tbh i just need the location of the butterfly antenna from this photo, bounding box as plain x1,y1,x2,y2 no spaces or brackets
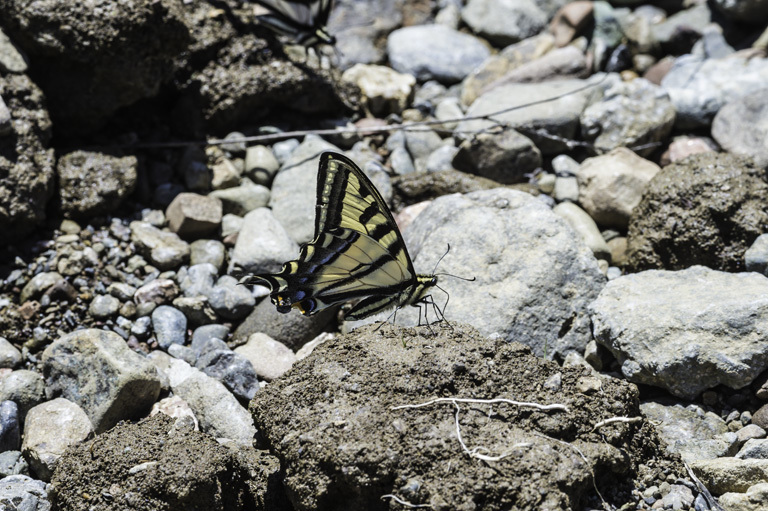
431,244,451,275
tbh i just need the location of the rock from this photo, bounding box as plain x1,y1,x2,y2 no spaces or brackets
737,438,768,459
42,329,162,432
0,74,54,238
0,452,28,478
234,333,296,382
718,482,768,511
393,188,604,358
387,24,490,84
88,294,120,320
206,276,255,321
424,144,459,173
268,136,341,244
341,64,415,116
455,78,599,155
0,338,21,369
746,234,768,276
552,202,611,261
626,153,768,272
0,0,189,135
575,148,661,229
549,1,593,47
460,32,554,105
191,324,230,353
107,282,138,302
165,193,223,239
151,355,256,445
188,239,226,270
590,267,768,399
195,349,260,401
151,306,187,349
0,28,28,73
19,272,63,304
0,401,20,452
22,398,93,481
49,414,278,511
737,425,767,445
150,395,197,428
480,45,589,88
661,54,768,129
244,145,280,186
650,3,712,55
0,475,51,510
712,88,768,169
712,0,768,24
452,130,541,184
0,370,45,420
210,157,240,191
660,484,694,510
230,208,299,276
208,177,270,216
461,0,547,46
580,77,675,158
252,324,672,511
640,401,737,463
553,175,580,202
130,221,190,271
690,458,768,494
178,264,218,299
134,278,179,306
659,135,717,166
57,151,137,219
234,296,336,351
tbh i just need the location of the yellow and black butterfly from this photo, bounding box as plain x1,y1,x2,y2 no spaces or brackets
243,151,438,321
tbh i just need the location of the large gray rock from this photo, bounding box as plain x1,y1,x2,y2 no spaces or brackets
661,55,768,130
42,329,162,433
229,208,298,276
22,398,93,481
392,188,605,358
0,0,189,135
130,221,190,271
576,147,661,229
626,153,768,272
461,0,547,46
455,78,601,155
252,324,674,511
268,136,341,245
590,267,768,399
580,76,675,157
0,475,51,511
151,354,255,445
57,151,137,219
711,87,768,169
0,74,54,238
387,24,490,84
641,401,737,463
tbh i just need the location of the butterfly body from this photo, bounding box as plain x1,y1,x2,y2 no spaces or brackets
245,152,437,321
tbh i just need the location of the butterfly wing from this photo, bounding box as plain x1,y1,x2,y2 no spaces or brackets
247,152,421,319
250,0,334,45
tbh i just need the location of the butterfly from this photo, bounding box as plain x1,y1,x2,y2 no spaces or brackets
243,151,439,321
249,0,336,48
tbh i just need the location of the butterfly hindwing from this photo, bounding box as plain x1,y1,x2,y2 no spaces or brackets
246,151,437,321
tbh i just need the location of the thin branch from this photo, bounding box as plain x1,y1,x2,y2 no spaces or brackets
391,397,569,413
380,494,434,508
592,416,643,432
106,77,607,150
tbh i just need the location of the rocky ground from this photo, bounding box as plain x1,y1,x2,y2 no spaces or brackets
1,0,768,510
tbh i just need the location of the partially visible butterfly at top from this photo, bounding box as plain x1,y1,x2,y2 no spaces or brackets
247,0,336,49
242,151,460,326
